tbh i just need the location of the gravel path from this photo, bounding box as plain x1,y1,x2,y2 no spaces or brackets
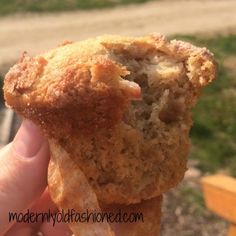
0,0,236,68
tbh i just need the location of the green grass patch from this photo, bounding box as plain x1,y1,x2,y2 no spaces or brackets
0,0,155,15
171,34,236,176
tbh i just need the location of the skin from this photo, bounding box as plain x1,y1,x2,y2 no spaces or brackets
0,119,140,236
0,119,72,235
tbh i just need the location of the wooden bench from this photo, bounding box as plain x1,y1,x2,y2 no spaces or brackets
201,175,236,236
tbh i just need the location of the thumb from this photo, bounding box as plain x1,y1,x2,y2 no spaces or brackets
0,119,50,234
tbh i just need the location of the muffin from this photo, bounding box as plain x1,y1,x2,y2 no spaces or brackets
3,33,217,236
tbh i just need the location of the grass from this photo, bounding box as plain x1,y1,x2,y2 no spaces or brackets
171,34,236,176
0,0,154,15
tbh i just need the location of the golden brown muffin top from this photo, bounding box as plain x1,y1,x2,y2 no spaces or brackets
4,34,217,139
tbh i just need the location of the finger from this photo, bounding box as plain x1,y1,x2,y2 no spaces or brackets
39,220,72,236
0,119,50,234
4,188,58,235
4,221,33,236
28,188,59,231
31,188,58,215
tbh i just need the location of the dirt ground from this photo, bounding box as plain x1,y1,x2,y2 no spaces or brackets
161,166,228,236
0,0,236,70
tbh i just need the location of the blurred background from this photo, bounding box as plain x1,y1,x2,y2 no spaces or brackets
0,0,235,235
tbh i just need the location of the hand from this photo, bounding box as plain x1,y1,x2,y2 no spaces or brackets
0,120,72,235
0,119,160,236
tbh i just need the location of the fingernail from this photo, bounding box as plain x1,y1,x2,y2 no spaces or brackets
13,119,44,158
